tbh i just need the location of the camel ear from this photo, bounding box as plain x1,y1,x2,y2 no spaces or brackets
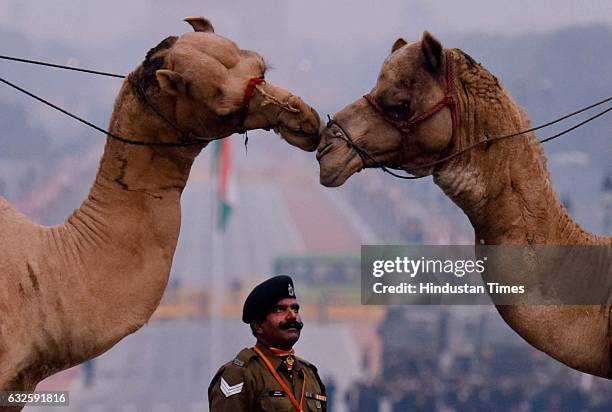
391,38,407,53
421,31,443,73
156,69,187,96
184,16,214,33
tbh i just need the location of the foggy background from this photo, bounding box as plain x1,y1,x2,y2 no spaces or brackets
1,1,611,411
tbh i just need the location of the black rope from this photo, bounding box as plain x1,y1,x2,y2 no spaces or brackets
0,76,215,147
412,100,612,172
326,115,415,179
0,55,249,147
486,95,612,141
132,80,185,135
327,95,612,180
540,105,612,143
1,54,610,159
0,55,125,78
4,53,608,138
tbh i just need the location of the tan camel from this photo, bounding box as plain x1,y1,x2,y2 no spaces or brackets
317,32,612,378
0,17,320,401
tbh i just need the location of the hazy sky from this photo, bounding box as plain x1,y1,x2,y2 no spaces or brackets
1,1,612,48
1,1,611,144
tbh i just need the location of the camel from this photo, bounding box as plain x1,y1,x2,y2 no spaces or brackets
0,16,321,402
317,32,612,378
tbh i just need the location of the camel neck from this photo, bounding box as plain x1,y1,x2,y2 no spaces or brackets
434,59,595,245
94,82,201,198
66,81,200,261
43,82,203,365
436,139,571,244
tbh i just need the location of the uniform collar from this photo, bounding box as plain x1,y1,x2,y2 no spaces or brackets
254,343,302,372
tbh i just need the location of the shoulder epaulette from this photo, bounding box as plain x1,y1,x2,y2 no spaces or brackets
295,356,316,370
209,348,255,392
231,347,258,367
217,348,257,371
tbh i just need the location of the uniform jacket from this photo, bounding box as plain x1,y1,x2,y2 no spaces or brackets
208,345,327,412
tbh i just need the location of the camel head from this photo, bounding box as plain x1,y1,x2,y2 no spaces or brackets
129,17,321,152
317,31,455,186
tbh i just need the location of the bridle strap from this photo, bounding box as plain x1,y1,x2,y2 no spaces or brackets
327,51,459,179
363,50,458,143
230,76,300,138
243,77,266,109
325,116,423,179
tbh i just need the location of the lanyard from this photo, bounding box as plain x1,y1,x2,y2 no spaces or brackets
253,346,306,412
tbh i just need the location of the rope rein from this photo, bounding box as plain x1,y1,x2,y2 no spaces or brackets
0,55,300,148
0,76,213,147
1,53,610,167
0,55,126,78
254,85,300,113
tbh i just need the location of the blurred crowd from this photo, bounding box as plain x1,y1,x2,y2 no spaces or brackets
344,357,612,411
341,308,612,412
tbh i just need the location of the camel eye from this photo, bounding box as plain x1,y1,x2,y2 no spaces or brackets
386,101,411,119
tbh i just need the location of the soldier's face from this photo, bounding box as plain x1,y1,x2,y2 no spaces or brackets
255,298,303,349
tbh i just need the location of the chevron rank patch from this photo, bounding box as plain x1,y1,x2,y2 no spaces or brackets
220,377,244,397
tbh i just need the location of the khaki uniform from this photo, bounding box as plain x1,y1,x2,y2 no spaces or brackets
208,345,327,412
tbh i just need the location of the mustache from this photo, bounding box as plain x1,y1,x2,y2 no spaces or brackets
279,320,303,330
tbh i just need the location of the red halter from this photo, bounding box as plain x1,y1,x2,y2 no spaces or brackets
363,50,459,146
217,76,266,139
243,76,266,108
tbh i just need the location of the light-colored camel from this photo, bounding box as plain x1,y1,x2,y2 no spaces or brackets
0,17,320,400
317,32,612,378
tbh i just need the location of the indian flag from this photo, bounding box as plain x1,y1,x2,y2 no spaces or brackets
212,138,235,231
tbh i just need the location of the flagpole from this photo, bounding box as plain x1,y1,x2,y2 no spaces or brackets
209,142,225,372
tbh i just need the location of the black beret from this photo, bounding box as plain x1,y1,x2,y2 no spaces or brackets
242,275,296,323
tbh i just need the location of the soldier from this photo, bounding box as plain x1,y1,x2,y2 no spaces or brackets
209,275,327,411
